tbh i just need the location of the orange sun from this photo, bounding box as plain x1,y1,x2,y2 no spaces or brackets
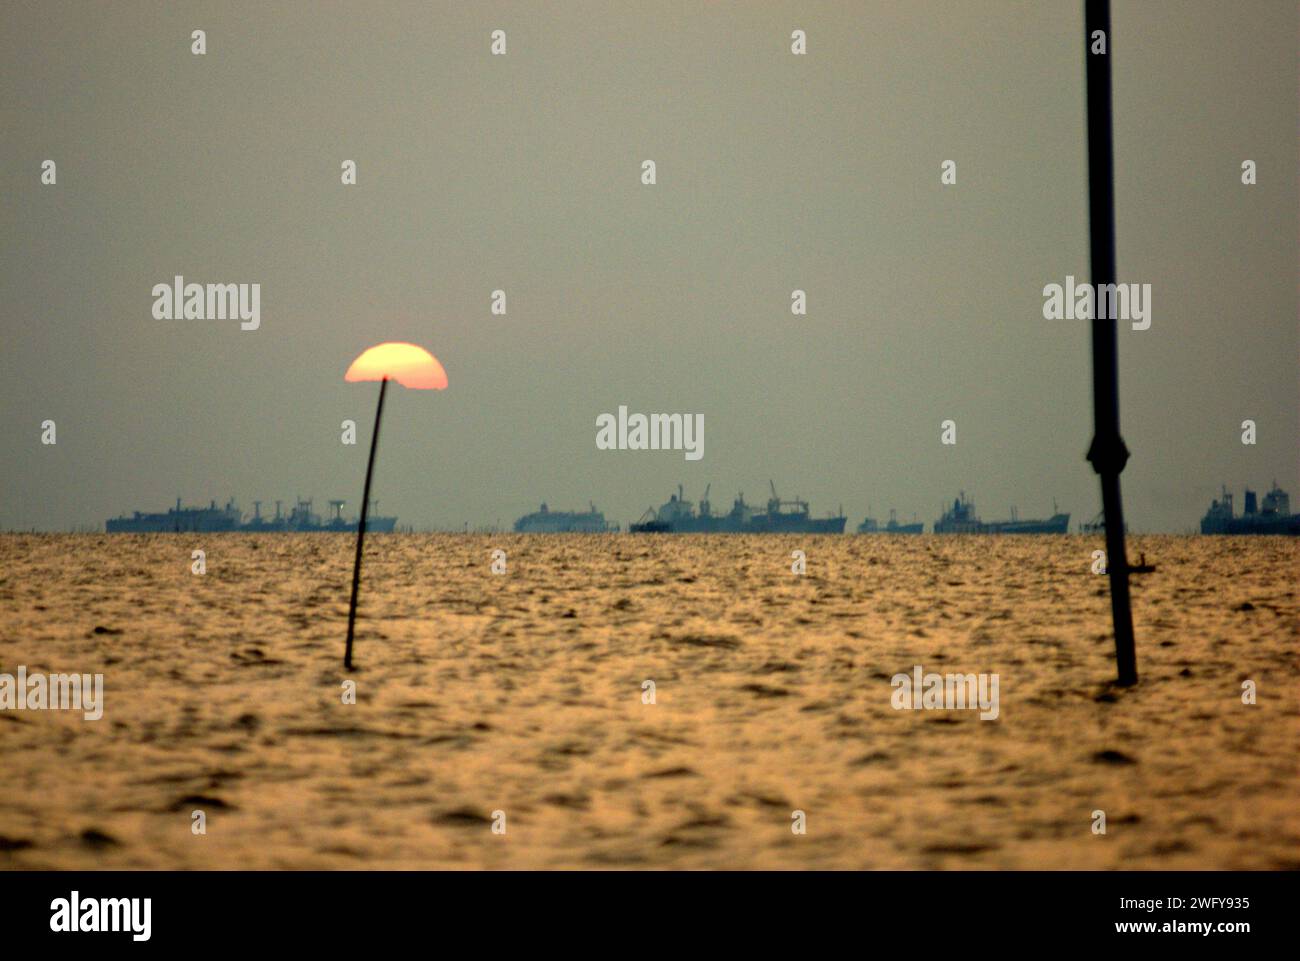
345,342,448,390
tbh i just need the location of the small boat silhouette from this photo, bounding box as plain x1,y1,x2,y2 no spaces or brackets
1129,553,1156,574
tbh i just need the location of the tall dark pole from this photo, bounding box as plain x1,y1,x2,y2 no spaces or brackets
344,376,388,669
1084,0,1138,686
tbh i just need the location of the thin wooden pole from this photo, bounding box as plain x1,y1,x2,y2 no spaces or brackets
344,376,388,669
1083,0,1138,685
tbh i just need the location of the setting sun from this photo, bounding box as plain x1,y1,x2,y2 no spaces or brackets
345,342,448,390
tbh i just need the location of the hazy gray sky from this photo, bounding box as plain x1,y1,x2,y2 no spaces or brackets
3,1,1296,532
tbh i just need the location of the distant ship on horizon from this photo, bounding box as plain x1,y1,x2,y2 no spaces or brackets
933,493,1069,534
1200,482,1298,535
106,497,397,533
630,482,846,534
513,502,616,533
1077,510,1116,535
857,509,924,534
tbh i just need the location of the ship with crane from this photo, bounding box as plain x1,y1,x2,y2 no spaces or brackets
630,482,846,533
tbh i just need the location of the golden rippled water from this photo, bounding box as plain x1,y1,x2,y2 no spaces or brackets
0,533,1296,869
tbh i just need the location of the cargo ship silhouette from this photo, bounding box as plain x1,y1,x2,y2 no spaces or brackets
857,509,924,534
1077,511,1130,534
630,482,846,534
513,502,616,533
1200,483,1298,535
933,493,1069,534
106,497,397,533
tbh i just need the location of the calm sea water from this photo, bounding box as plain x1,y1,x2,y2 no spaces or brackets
1,533,1296,869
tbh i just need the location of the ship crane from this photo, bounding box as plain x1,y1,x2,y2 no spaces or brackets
768,480,810,513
